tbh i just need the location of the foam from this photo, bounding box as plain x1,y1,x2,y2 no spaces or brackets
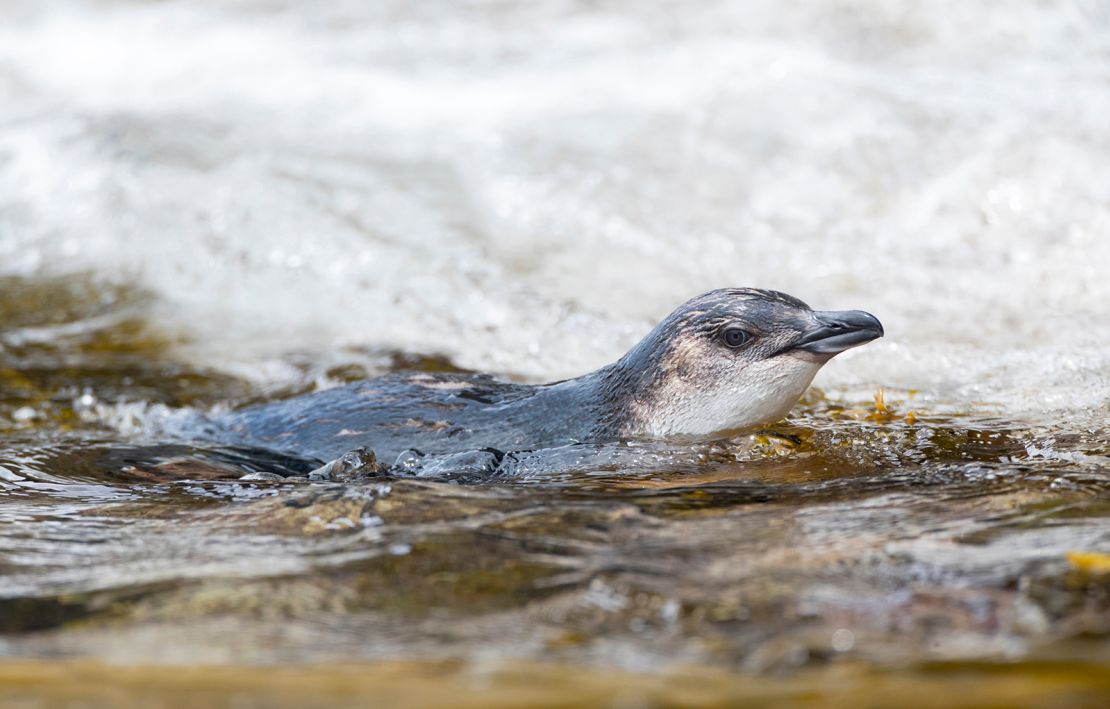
1,0,1107,420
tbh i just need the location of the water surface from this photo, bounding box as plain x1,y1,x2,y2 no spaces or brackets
1,0,1109,704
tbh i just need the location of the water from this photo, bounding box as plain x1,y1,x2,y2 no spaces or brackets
1,0,1109,702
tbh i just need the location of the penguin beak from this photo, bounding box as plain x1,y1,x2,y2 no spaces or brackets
792,310,884,355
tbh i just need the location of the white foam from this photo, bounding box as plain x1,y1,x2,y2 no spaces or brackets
1,1,1107,420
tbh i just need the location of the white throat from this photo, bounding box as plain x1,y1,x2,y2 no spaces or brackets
635,355,824,438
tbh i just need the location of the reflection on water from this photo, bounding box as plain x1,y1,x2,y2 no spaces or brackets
0,276,1107,684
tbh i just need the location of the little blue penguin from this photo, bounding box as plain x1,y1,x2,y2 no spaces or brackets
217,288,883,467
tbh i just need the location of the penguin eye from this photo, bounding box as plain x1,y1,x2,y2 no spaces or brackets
721,327,752,348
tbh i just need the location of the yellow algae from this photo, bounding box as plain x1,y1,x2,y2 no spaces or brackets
873,387,890,415
1066,551,1110,575
865,387,903,423
826,387,903,423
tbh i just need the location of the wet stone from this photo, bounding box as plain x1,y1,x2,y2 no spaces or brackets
308,447,383,481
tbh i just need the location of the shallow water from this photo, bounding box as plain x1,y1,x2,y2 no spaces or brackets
0,276,1107,689
1,0,1110,703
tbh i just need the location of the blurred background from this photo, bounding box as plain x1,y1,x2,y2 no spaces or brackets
1,1,1109,706
2,0,1107,413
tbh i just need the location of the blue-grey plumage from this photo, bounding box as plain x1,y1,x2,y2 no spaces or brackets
218,289,883,463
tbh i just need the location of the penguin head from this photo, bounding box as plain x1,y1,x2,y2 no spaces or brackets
614,288,883,439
